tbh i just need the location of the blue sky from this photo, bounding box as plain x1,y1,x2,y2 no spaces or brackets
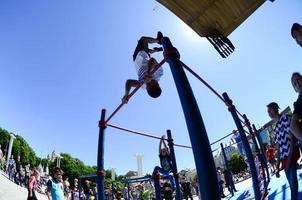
0,0,301,175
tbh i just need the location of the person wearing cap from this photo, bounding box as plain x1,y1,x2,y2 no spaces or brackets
267,102,300,200
122,32,164,103
46,167,64,200
291,23,302,47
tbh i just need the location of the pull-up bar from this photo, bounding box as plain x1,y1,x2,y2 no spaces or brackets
180,61,247,124
108,122,252,150
105,58,166,124
107,123,192,149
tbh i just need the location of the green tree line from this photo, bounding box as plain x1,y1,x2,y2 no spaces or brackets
0,127,124,188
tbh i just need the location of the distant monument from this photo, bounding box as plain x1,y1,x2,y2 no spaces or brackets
6,133,15,166
135,154,143,177
47,150,63,167
111,168,116,181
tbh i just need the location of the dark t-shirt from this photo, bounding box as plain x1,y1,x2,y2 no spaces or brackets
83,184,90,194
162,182,172,198
223,170,230,185
159,154,172,172
293,94,302,117
16,161,21,172
181,182,191,193
133,38,149,61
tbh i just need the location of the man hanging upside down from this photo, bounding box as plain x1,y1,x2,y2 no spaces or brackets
122,32,163,103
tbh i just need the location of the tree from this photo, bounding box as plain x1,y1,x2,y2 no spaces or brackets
0,128,38,167
0,126,125,189
12,135,37,166
48,153,98,188
0,128,10,157
228,152,247,174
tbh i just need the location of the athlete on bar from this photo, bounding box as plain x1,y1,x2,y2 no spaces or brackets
122,32,164,103
153,135,176,190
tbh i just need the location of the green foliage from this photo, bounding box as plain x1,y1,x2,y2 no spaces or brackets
105,178,112,189
116,175,125,181
114,181,125,190
13,135,37,166
0,128,37,166
228,152,247,174
191,172,198,185
41,158,49,168
0,128,10,156
0,127,125,188
142,190,151,199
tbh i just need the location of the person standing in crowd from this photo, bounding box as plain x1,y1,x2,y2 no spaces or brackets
291,72,302,141
71,178,79,200
63,177,71,200
0,145,4,170
267,102,300,200
122,186,129,200
15,155,22,185
266,145,277,173
27,168,39,200
231,130,246,158
46,167,64,200
291,23,302,47
83,180,91,200
222,169,237,196
180,177,193,200
162,180,173,200
0,145,3,168
25,162,31,186
216,167,226,198
7,155,15,181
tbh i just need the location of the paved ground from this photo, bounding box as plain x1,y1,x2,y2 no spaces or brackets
226,169,302,200
2,169,302,200
0,171,48,200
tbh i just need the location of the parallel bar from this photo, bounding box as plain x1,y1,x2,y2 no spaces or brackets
107,123,192,149
180,60,246,123
163,37,220,200
222,92,261,200
97,109,106,200
243,114,267,195
167,130,182,200
210,132,234,145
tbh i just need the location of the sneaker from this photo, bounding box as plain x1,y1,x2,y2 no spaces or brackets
157,31,163,44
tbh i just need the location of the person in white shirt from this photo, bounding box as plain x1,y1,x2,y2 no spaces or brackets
122,32,164,103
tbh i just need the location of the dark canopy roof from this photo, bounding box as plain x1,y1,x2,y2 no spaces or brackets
156,0,266,37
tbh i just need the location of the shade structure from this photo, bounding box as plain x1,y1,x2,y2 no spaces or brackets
156,0,266,37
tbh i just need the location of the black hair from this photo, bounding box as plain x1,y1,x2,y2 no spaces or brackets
291,23,302,38
292,72,302,80
267,102,279,110
52,167,63,174
147,84,162,98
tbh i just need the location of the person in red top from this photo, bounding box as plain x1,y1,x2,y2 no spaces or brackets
266,145,277,173
27,168,38,200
